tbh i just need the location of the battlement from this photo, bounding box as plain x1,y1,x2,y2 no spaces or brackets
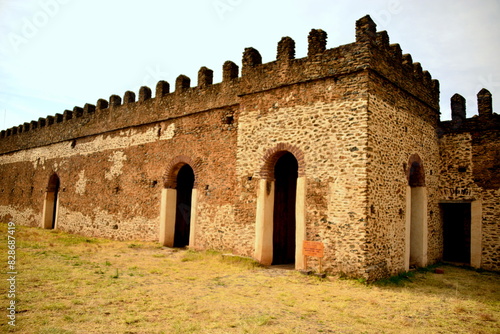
440,89,500,134
0,15,439,153
2,15,498,279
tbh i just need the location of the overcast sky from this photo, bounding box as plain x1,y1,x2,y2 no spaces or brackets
1,0,499,131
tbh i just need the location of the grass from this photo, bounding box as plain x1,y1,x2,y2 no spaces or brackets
1,223,499,333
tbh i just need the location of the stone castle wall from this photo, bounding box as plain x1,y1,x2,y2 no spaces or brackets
236,74,370,276
364,71,442,279
0,16,498,279
0,106,239,243
439,91,500,271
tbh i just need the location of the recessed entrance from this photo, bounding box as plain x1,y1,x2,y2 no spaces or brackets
272,152,298,265
441,203,471,264
254,144,306,269
42,173,60,229
174,165,194,248
160,160,198,249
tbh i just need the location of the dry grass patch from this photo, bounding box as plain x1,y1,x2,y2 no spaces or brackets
1,223,499,333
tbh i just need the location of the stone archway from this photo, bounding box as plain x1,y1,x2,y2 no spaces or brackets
254,144,306,269
42,173,60,229
160,156,199,248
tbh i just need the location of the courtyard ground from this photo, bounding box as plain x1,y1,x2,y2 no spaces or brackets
1,223,499,333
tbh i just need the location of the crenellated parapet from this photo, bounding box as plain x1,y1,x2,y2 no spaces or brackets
237,15,439,114
222,61,239,82
0,15,440,153
155,81,170,98
440,89,500,192
363,17,439,111
197,67,214,88
139,86,152,102
477,88,493,116
307,29,327,57
440,89,499,134
277,37,295,61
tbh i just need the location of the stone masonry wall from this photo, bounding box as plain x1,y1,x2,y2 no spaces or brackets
365,72,441,279
1,16,496,279
439,103,500,271
0,107,239,245
236,73,370,276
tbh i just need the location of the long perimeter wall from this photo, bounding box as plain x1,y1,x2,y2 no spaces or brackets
0,16,498,279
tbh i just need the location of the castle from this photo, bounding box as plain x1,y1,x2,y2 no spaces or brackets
0,16,498,280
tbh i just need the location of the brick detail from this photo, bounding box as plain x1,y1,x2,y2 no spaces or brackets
163,155,201,189
259,143,305,180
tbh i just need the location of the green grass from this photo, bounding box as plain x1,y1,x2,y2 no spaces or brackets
1,223,499,333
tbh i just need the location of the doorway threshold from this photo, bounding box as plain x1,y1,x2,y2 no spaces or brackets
268,264,295,270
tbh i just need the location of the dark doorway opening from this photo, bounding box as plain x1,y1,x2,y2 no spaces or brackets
174,165,194,248
273,152,298,265
48,174,60,229
441,203,471,264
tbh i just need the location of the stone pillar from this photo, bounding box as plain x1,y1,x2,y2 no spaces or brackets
404,186,411,271
159,188,177,247
410,187,428,267
188,189,199,249
42,191,56,229
254,179,275,265
295,177,306,270
470,200,482,268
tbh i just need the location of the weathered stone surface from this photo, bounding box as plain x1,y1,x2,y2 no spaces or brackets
0,16,498,279
440,94,500,272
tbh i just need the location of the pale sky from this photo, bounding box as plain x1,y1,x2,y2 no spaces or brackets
1,0,499,131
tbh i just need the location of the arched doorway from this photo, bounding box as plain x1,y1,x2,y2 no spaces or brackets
273,152,298,265
406,154,428,269
174,164,194,248
254,144,306,269
160,157,199,249
42,173,60,229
